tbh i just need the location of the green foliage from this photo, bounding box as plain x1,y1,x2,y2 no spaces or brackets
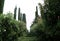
35,6,38,18
31,6,39,27
30,0,60,41
43,0,60,26
0,0,4,13
18,8,21,20
34,6,39,23
14,6,17,19
6,12,14,19
0,13,27,41
22,14,26,23
18,37,38,41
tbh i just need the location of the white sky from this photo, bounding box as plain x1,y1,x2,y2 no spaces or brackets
3,0,44,31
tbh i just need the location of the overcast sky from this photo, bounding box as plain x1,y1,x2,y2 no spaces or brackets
3,0,44,31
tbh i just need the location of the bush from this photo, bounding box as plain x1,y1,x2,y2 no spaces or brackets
0,14,27,41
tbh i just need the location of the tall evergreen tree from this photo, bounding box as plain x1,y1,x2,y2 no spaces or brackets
20,13,23,21
35,6,39,19
18,8,21,20
33,6,39,24
0,0,4,14
31,6,39,27
22,13,26,23
38,3,44,19
14,6,17,19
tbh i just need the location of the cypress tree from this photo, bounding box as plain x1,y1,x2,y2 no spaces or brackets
22,13,26,23
20,13,23,21
0,0,4,14
33,6,39,23
18,8,21,20
14,6,17,19
38,3,44,19
35,6,39,19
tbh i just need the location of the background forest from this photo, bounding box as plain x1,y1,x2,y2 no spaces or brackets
0,0,60,41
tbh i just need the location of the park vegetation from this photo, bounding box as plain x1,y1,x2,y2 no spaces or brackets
0,0,60,41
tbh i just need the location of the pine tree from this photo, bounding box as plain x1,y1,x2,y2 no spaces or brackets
14,6,17,19
0,0,4,14
22,13,26,23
